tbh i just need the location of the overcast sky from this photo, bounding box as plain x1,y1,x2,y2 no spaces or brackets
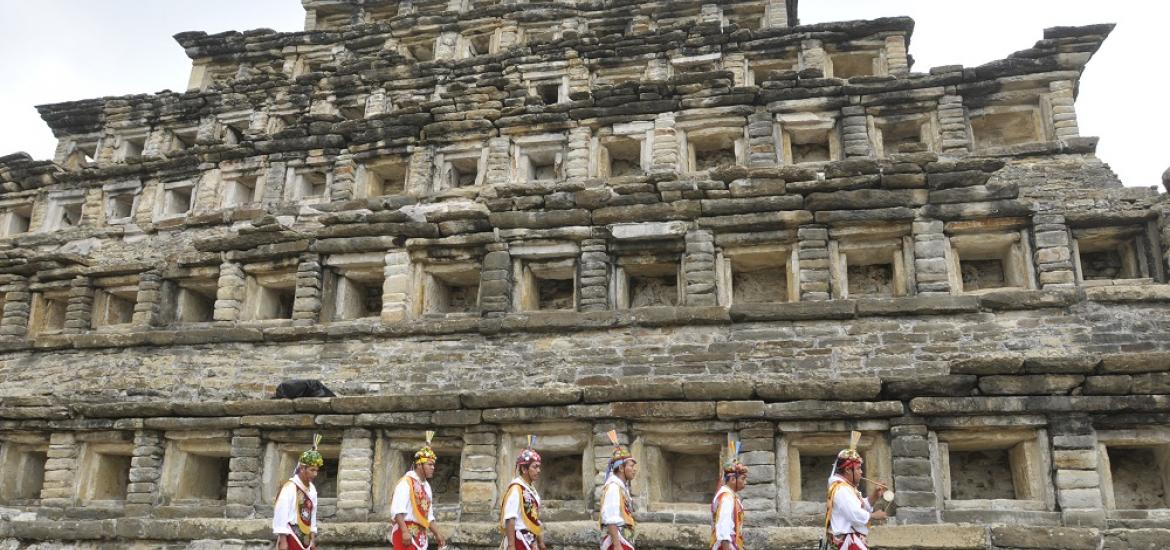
0,1,1164,188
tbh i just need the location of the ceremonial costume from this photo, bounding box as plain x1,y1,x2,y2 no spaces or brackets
710,437,746,550
273,437,322,550
500,438,543,550
823,433,874,550
391,433,438,550
600,431,636,550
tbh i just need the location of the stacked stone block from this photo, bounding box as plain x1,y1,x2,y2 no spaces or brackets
737,422,777,517
888,420,938,524
337,428,374,521
797,225,831,301
479,247,512,316
841,106,872,158
746,112,778,168
578,234,610,312
213,261,245,323
1032,213,1076,287
460,426,498,516
293,254,323,326
125,430,164,516
1049,416,1105,527
1049,81,1080,140
938,94,970,155
132,270,163,327
913,219,952,295
63,276,94,334
382,250,412,322
226,429,262,518
39,432,79,508
683,230,718,306
0,277,30,338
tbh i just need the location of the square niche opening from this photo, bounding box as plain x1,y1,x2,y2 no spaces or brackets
950,232,1031,293
876,117,930,155
938,431,1047,508
164,277,218,324
362,160,408,198
1105,445,1169,510
243,270,297,321
521,147,563,182
0,204,32,237
224,175,262,207
838,244,905,299
30,291,69,335
106,192,137,222
78,444,133,502
641,436,724,512
266,442,342,504
0,443,48,503
93,286,138,328
536,452,586,502
323,264,384,322
688,131,739,172
535,82,562,105
726,248,793,305
970,108,1043,150
661,450,716,504
1075,227,1153,282
160,182,196,217
785,126,835,165
422,265,481,315
293,170,329,199
443,155,481,189
829,52,880,79
164,443,231,502
600,136,643,177
749,59,795,87
620,262,679,308
46,196,85,230
783,432,892,516
518,259,575,312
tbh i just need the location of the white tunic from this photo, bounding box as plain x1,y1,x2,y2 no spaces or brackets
600,473,630,526
828,474,872,536
501,476,541,534
272,475,318,536
390,470,435,523
711,485,737,548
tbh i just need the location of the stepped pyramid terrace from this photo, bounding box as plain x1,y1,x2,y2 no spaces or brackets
1,0,1169,548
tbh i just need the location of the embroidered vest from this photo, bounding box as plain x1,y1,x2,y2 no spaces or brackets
709,489,744,550
499,482,542,536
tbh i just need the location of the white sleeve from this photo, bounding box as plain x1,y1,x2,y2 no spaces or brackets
502,486,521,523
600,484,625,526
833,487,871,532
310,487,319,533
427,483,435,522
390,478,411,518
714,494,735,543
272,483,295,535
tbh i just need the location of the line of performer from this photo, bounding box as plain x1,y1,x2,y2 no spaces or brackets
272,430,888,550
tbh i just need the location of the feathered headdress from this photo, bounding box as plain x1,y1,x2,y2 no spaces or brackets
606,430,634,471
722,433,748,480
516,434,542,470
414,430,438,465
299,433,325,468
832,431,864,475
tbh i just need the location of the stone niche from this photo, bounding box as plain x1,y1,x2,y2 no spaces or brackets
1073,225,1161,283
969,104,1047,151
371,430,463,519
946,223,1035,293
263,436,342,517
28,285,70,336
459,27,496,59
436,145,485,191
497,424,591,519
633,426,724,513
241,260,299,321
221,172,264,208
514,251,577,312
779,430,892,518
76,435,135,505
1097,430,1170,513
159,433,232,504
825,50,886,80
322,253,386,322
515,135,567,183
102,180,142,225
745,55,796,87
778,113,840,165
92,275,140,329
112,130,148,163
0,200,33,237
683,117,744,172
160,267,220,325
154,180,197,220
830,227,913,299
0,436,49,504
935,429,1052,512
42,190,86,231
614,256,681,309
596,122,652,178
284,166,331,203
717,244,798,305
415,261,481,316
357,157,409,199
870,113,938,156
